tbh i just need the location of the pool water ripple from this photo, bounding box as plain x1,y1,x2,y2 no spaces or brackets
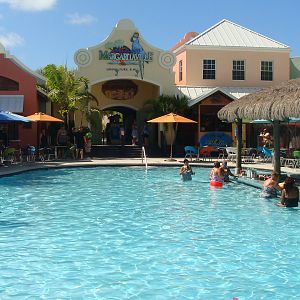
1,167,300,299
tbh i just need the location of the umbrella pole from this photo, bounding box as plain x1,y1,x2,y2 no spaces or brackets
165,123,176,161
170,123,173,159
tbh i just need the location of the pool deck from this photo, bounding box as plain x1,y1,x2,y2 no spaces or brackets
1,158,299,188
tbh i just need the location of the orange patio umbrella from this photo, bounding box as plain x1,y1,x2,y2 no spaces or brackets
26,112,64,147
148,113,197,160
26,112,64,123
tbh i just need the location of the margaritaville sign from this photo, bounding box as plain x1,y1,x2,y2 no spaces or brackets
98,32,153,79
99,51,153,62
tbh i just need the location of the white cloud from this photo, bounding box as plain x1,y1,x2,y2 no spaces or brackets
0,32,24,48
66,13,97,25
0,0,56,11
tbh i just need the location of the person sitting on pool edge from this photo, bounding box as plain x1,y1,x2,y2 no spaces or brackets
261,171,281,198
277,176,299,207
221,160,238,182
180,159,194,181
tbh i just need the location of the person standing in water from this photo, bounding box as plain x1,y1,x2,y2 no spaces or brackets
180,159,194,181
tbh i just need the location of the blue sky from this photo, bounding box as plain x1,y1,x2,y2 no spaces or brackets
0,0,299,71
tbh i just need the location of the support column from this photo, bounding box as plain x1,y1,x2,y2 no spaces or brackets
236,118,242,174
198,104,201,145
273,120,281,174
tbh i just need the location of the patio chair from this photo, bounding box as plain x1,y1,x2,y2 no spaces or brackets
283,150,300,168
26,146,36,162
2,147,16,164
260,147,273,163
225,147,237,162
184,146,198,161
218,148,226,160
198,146,214,161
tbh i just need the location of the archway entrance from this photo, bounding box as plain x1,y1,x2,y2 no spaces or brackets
102,106,136,145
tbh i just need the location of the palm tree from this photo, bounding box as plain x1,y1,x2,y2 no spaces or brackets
75,77,99,127
144,94,190,154
144,94,189,118
41,64,94,128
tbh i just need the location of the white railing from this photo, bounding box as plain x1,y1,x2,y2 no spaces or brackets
141,146,148,170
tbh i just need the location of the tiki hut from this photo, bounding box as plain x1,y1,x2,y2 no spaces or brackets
218,78,300,174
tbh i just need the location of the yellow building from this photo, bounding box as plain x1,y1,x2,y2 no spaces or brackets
74,19,176,145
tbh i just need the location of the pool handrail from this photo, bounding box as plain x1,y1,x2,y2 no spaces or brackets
141,146,148,170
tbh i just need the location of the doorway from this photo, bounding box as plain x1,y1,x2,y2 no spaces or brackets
102,106,137,145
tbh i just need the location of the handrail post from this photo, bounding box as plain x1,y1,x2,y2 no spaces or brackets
141,146,148,170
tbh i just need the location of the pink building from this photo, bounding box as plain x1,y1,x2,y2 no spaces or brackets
172,19,291,147
0,44,45,147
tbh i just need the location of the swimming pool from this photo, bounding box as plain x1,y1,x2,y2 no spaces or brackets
0,167,299,299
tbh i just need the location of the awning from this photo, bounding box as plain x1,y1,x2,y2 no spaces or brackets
0,95,24,112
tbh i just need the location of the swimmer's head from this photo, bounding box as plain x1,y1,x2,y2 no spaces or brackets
271,171,279,180
222,160,228,167
214,161,220,168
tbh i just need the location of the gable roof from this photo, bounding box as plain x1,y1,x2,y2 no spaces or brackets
0,42,45,84
176,86,261,107
185,19,290,50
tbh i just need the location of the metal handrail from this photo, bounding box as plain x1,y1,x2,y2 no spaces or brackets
141,146,148,170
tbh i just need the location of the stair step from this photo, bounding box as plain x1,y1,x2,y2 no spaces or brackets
91,145,142,158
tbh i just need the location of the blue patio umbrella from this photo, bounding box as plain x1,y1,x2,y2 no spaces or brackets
0,111,32,123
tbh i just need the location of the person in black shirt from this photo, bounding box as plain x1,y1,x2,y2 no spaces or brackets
73,127,85,159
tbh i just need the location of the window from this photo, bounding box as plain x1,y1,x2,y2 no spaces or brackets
232,60,245,80
261,61,273,81
179,60,183,81
0,76,19,91
203,59,215,79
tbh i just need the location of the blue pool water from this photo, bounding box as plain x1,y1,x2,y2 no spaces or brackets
0,167,299,299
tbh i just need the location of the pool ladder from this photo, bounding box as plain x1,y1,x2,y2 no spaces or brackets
141,146,148,170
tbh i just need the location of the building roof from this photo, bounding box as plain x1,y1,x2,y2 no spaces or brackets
185,19,290,50
176,86,261,107
0,42,45,84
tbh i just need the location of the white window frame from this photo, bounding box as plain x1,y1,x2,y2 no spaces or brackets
232,60,245,80
203,59,216,80
261,61,273,81
179,60,183,81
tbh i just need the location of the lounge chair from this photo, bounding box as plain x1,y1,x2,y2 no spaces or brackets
198,146,214,161
2,147,16,164
184,146,198,161
225,147,237,162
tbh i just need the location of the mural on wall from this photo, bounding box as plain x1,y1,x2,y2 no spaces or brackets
102,80,138,100
199,132,233,147
99,32,153,79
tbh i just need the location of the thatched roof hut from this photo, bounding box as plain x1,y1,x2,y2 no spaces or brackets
218,78,300,174
218,78,300,122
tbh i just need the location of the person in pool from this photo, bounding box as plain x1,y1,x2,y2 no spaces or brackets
210,161,224,185
221,160,238,182
261,172,281,198
180,159,194,181
277,176,299,207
